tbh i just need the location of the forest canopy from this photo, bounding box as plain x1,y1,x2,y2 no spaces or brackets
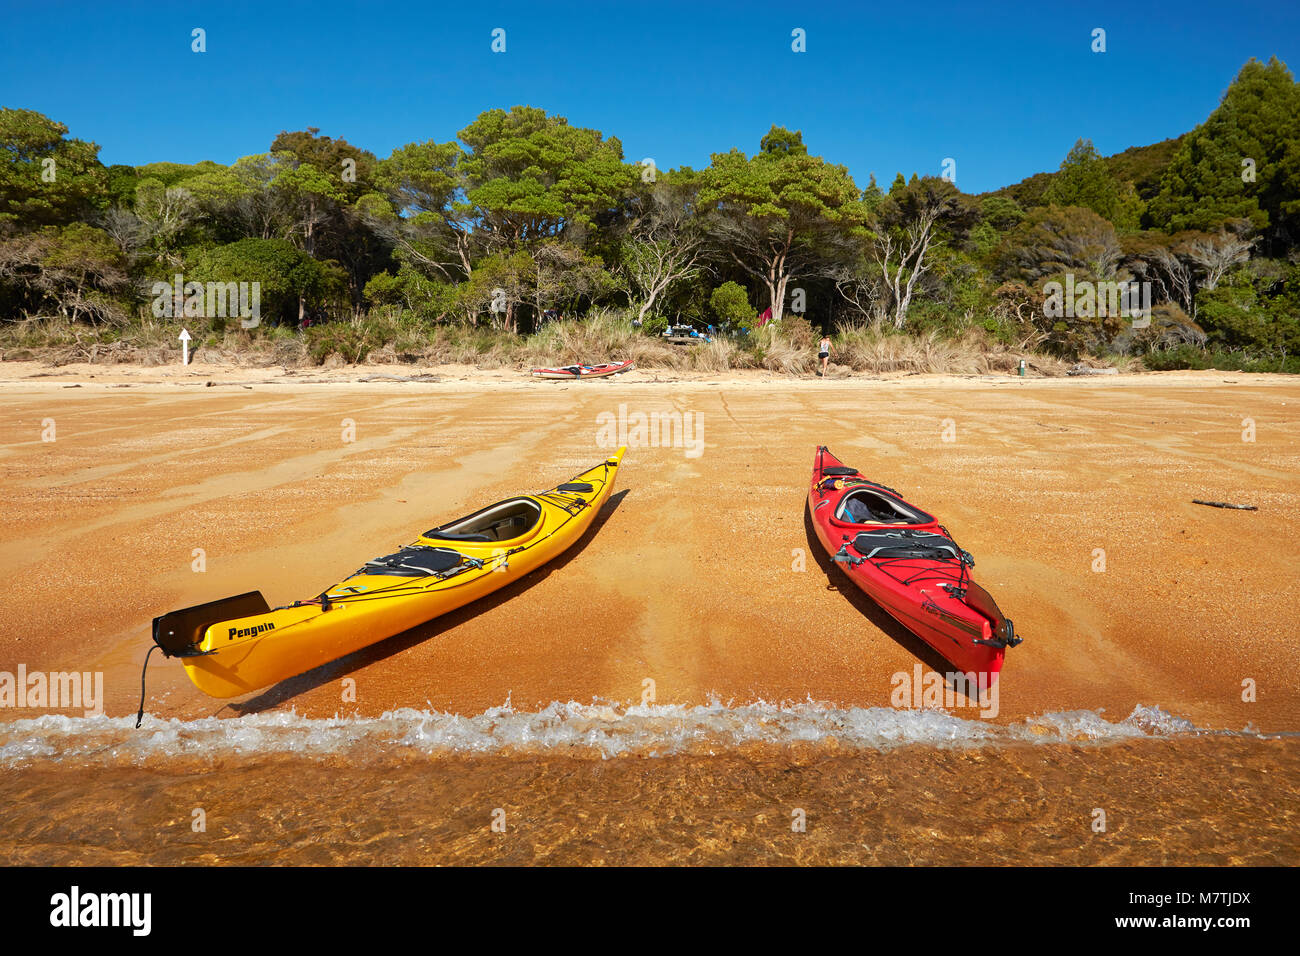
1,56,1298,369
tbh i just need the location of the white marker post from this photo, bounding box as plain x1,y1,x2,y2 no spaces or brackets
179,328,192,366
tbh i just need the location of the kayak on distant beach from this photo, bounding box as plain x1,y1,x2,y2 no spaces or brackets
807,446,1020,678
531,361,635,379
143,449,626,704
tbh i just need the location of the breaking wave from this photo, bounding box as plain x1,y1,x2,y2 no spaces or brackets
0,699,1243,767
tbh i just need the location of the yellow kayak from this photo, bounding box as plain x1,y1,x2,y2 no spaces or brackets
150,449,625,698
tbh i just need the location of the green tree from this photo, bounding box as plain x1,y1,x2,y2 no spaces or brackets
618,168,705,322
1147,57,1300,243
455,249,535,330
188,238,347,326
371,140,473,279
104,165,139,209
270,128,377,203
970,195,1026,261
995,207,1129,354
457,106,635,250
1194,263,1300,354
362,269,404,307
132,177,201,266
869,176,977,328
709,280,754,327
0,108,107,226
759,125,809,157
273,159,348,256
1043,139,1127,223
699,130,866,321
996,205,1123,284
0,223,129,323
862,173,885,215
269,130,389,313
531,242,613,319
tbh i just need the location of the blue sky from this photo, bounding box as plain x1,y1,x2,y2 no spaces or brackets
2,0,1297,194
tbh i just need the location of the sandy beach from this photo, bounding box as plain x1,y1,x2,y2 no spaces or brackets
1,363,1297,864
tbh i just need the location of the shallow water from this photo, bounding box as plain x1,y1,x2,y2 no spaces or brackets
1,702,1295,865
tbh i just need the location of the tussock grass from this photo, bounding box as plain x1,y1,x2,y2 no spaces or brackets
1,309,1069,376
1078,352,1144,373
831,323,1067,376
521,309,682,369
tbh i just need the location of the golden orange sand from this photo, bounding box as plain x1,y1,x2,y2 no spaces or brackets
0,364,1297,864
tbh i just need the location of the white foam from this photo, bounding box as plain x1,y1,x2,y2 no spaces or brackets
0,700,1226,768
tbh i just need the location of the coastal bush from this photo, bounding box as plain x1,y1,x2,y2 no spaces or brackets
189,238,347,327
1142,345,1300,374
640,314,669,337
363,270,404,307
778,313,815,350
4,70,1299,377
709,282,754,327
305,324,372,365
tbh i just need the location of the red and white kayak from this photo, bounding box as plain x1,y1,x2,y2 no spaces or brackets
807,446,1020,679
531,361,635,380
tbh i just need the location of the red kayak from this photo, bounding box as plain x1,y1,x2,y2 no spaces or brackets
808,446,1020,679
531,361,635,380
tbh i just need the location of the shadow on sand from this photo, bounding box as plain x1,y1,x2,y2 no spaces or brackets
802,501,956,679
225,488,630,715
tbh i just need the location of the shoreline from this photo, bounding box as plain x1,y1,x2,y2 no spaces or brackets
0,359,1293,391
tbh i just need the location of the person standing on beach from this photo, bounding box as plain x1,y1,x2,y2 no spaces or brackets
818,335,831,376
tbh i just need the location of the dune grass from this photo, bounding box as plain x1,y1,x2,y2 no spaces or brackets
830,323,1065,375
0,308,1074,376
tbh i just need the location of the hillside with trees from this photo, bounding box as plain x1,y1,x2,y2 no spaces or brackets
1,56,1297,373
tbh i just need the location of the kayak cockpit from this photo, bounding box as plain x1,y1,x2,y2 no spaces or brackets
834,487,933,526
423,497,543,543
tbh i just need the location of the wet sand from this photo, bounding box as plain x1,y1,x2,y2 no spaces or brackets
0,364,1297,864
